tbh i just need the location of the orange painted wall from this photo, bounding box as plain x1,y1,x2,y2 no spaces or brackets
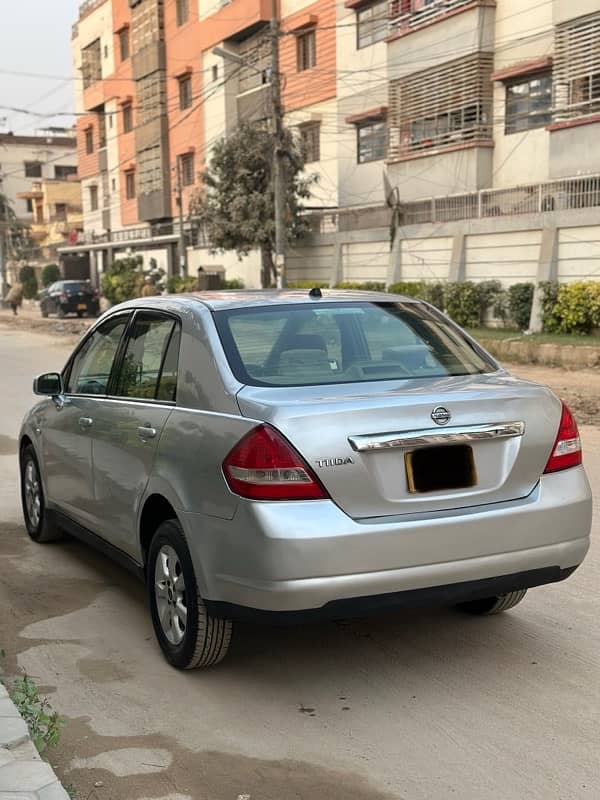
111,0,137,225
280,0,337,112
164,1,204,216
76,115,100,180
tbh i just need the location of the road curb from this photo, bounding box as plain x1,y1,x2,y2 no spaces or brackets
0,683,70,799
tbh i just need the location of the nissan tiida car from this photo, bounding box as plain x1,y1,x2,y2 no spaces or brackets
20,291,592,668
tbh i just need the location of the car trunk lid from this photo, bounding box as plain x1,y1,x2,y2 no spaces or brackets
236,373,561,519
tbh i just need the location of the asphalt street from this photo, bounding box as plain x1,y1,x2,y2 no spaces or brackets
0,325,598,800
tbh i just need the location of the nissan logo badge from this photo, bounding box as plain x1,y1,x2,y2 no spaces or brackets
431,406,451,426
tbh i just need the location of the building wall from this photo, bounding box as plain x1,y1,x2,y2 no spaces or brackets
0,137,78,221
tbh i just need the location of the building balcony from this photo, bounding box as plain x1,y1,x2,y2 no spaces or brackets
388,0,494,38
400,173,600,226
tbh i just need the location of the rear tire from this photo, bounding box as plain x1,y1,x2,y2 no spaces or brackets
20,446,62,543
57,306,65,318
148,519,232,669
457,589,527,616
41,307,49,318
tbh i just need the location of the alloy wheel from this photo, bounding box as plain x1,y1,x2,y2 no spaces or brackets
154,545,187,645
24,459,41,530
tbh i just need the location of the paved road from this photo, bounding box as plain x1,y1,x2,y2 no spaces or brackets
0,326,598,800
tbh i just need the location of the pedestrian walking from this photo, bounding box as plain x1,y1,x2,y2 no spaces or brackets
141,276,159,297
6,281,24,316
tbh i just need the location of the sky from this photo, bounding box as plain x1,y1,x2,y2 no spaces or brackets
0,0,81,135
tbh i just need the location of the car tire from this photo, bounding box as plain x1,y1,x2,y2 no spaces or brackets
456,589,528,616
148,519,233,669
57,306,65,318
20,446,62,543
41,307,49,318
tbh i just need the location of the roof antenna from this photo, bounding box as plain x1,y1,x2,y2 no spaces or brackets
309,287,322,299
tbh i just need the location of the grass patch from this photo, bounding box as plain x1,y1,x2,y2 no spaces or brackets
467,328,600,347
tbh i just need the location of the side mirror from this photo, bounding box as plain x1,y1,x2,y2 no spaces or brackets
33,372,63,397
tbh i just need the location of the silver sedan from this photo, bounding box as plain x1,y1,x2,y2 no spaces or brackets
19,290,593,668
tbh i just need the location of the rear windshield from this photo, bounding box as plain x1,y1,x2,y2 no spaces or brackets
214,302,497,387
64,281,90,293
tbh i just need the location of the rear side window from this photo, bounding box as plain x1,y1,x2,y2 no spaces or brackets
114,313,180,401
66,315,129,394
215,302,497,387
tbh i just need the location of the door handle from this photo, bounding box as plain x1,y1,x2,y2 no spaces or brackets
79,416,93,428
137,425,157,440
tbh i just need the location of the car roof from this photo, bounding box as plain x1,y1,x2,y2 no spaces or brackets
125,289,419,312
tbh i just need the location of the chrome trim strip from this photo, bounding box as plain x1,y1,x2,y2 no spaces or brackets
348,422,525,452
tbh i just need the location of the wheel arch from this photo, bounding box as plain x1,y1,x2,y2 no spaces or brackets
138,493,179,569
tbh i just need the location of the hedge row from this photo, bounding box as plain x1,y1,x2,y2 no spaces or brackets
290,280,600,334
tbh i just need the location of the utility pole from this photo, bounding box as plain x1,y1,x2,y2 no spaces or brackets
270,0,286,288
0,191,8,300
175,158,188,277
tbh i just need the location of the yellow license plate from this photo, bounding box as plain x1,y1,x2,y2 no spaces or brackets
77,304,87,310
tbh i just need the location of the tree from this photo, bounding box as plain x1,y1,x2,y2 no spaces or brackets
41,263,61,287
19,265,38,299
0,193,40,263
101,256,144,306
189,122,316,287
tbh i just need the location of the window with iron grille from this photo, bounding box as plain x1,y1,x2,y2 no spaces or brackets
85,128,94,154
300,123,320,162
176,0,189,26
123,103,133,133
24,161,42,178
125,170,136,200
55,165,77,179
119,28,130,61
388,53,493,160
138,72,166,125
357,1,388,49
238,31,271,94
178,152,195,186
554,13,600,120
297,29,316,72
357,118,386,162
138,145,163,195
89,185,99,211
178,73,193,109
82,39,102,89
97,108,107,148
505,73,552,134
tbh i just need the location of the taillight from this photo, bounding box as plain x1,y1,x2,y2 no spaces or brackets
544,402,582,474
223,424,328,501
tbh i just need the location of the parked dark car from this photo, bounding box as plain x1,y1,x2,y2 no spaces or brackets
39,280,100,318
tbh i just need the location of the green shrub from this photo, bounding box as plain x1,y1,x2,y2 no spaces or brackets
41,263,61,287
101,256,144,305
445,281,482,328
478,280,504,324
551,281,600,334
287,280,329,289
166,275,198,294
19,265,38,300
387,281,445,310
508,282,535,330
334,281,386,291
539,280,561,332
10,675,64,755
222,278,245,290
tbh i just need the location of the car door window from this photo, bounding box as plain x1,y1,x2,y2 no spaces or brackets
66,315,129,395
115,314,180,401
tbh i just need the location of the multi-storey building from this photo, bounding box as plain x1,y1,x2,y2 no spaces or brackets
17,177,83,264
0,132,77,221
63,0,600,293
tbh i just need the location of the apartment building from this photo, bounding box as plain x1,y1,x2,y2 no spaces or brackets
0,133,77,221
63,0,600,290
17,178,84,263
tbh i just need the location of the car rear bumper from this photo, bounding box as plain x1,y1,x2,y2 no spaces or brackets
182,466,592,615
